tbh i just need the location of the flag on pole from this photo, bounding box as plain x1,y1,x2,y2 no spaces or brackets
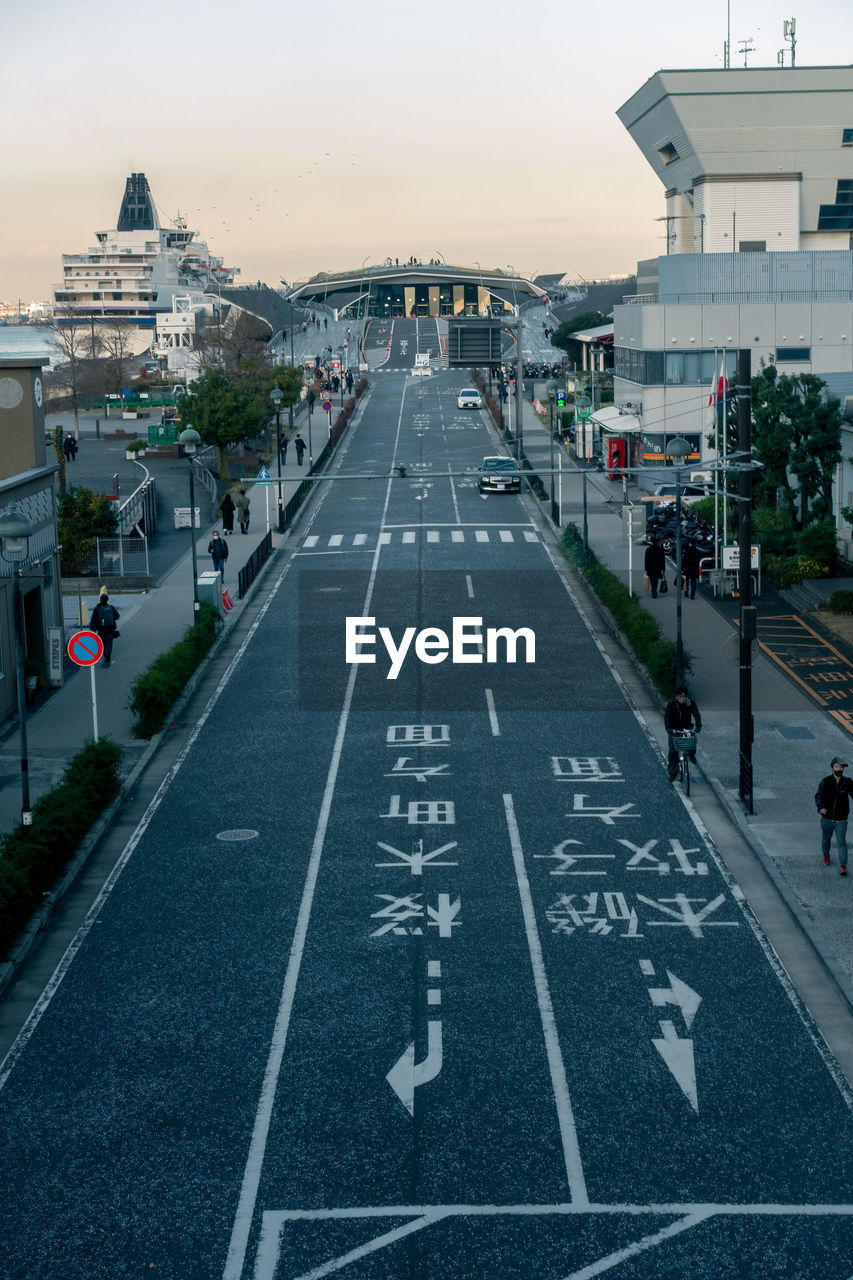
708,357,731,411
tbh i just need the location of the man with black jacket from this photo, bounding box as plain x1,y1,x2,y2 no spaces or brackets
815,756,851,876
664,685,701,780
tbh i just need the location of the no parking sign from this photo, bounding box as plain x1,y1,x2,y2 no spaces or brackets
321,393,332,413
67,629,104,740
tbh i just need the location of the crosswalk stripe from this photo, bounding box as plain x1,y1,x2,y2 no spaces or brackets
353,534,367,545
499,530,514,543
451,530,465,542
427,531,440,543
303,536,319,547
523,530,538,542
475,530,489,543
379,532,392,544
300,529,541,550
328,534,343,547
402,531,416,544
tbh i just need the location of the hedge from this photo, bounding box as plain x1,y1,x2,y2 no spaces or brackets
128,603,220,738
561,524,687,696
828,589,853,615
0,737,124,959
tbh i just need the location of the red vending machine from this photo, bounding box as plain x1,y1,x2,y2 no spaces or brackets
607,437,626,480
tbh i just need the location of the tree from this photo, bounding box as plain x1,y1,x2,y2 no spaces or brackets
550,311,610,365
752,364,842,524
52,309,102,439
219,310,273,372
100,319,136,394
177,367,270,477
58,486,119,575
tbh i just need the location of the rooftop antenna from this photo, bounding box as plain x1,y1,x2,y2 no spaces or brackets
724,0,731,67
738,37,755,66
784,17,797,66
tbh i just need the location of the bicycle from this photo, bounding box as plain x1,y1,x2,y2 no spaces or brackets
671,729,696,795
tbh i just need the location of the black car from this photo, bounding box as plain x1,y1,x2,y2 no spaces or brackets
478,456,521,493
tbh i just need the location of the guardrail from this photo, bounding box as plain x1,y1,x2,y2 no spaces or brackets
237,531,273,599
117,475,156,536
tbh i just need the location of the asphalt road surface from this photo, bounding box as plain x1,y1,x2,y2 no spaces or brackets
1,367,852,1278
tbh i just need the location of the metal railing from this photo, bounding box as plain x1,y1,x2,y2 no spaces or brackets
117,475,156,536
237,531,272,599
74,535,150,578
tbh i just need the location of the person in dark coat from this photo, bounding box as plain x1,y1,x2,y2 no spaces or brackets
682,542,702,599
664,685,702,779
63,433,78,462
294,434,306,466
815,756,851,875
208,530,229,580
220,492,236,535
93,593,120,667
644,541,666,598
280,432,289,461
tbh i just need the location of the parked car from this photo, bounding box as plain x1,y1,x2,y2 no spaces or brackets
650,482,711,507
457,389,483,410
478,456,521,493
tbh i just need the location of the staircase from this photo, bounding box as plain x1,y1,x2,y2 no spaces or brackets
780,576,853,613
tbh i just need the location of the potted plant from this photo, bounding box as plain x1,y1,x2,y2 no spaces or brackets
125,438,148,460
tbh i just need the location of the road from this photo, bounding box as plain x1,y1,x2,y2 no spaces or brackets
2,342,852,1278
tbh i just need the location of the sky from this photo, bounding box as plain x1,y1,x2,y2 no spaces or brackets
1,0,850,304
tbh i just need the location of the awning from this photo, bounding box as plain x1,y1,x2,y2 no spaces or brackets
590,405,642,434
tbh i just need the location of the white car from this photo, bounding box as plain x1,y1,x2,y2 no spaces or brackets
457,389,483,410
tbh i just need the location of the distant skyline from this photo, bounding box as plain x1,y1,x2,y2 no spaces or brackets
1,0,849,304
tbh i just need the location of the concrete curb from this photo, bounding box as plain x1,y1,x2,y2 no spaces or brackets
0,386,373,1000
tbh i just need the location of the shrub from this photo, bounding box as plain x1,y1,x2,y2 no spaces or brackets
828,590,853,615
753,506,796,557
797,521,836,572
0,738,124,959
128,603,220,738
561,524,687,695
59,486,119,574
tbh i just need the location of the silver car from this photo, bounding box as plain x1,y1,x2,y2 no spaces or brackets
457,389,483,410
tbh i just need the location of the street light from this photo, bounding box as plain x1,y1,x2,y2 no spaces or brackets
666,435,692,689
545,378,559,525
270,386,284,532
0,506,35,826
179,427,202,625
337,347,345,406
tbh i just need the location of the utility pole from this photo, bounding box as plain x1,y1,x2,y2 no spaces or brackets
737,349,755,815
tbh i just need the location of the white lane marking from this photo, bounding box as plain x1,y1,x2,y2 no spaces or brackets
465,575,475,600
451,530,464,542
557,1210,712,1280
427,530,439,543
383,522,533,528
447,464,461,523
523,530,538,542
403,531,416,544
257,1211,448,1280
223,381,412,1280
502,793,588,1206
260,1200,853,1222
475,530,489,543
499,530,514,543
353,534,367,546
303,535,319,547
386,1020,443,1115
484,688,500,737
328,534,343,547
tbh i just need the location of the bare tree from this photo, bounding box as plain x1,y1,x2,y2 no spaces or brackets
100,319,136,394
52,308,99,439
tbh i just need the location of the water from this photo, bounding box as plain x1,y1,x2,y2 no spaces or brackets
0,325,63,367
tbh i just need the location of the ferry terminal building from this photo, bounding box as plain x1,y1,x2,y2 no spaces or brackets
285,264,544,320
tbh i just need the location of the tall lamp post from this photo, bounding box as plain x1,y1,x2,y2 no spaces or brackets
179,427,202,624
337,347,345,406
666,436,693,689
270,386,284,532
0,507,35,826
545,378,559,525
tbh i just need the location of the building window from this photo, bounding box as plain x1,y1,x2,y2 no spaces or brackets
843,129,853,146
776,347,811,362
657,142,680,165
739,241,766,252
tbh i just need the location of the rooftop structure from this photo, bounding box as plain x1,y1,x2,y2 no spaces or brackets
287,263,544,319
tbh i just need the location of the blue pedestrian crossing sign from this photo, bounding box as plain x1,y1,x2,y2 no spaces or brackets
256,465,272,487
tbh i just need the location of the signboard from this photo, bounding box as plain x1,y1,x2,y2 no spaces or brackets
722,545,760,570
256,464,272,487
67,630,104,667
321,394,333,411
48,626,64,684
414,353,430,367
174,507,201,529
447,319,504,366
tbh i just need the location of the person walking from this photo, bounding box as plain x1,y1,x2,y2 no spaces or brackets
235,488,251,534
815,756,851,875
345,370,353,393
220,492,236,535
207,530,229,581
280,432,289,462
294,434,306,467
664,685,701,780
93,593,120,667
683,542,701,599
63,433,78,463
644,541,666,599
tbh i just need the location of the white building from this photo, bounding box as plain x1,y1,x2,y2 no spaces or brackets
610,67,853,490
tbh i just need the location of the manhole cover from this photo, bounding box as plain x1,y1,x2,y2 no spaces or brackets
216,829,259,842
774,726,815,741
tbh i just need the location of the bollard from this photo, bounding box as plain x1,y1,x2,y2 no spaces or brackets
95,418,101,439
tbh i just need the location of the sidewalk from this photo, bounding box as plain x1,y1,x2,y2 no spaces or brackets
515,392,853,1000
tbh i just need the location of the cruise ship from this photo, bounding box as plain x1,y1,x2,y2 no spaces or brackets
53,173,240,328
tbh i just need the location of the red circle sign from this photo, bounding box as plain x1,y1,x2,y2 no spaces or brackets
68,629,104,666
321,395,332,410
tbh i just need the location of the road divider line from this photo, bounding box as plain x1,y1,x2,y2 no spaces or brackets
465,575,475,600
484,688,500,736
223,378,411,1280
502,793,588,1207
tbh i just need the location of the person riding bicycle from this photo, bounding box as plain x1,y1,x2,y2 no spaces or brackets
664,685,702,780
